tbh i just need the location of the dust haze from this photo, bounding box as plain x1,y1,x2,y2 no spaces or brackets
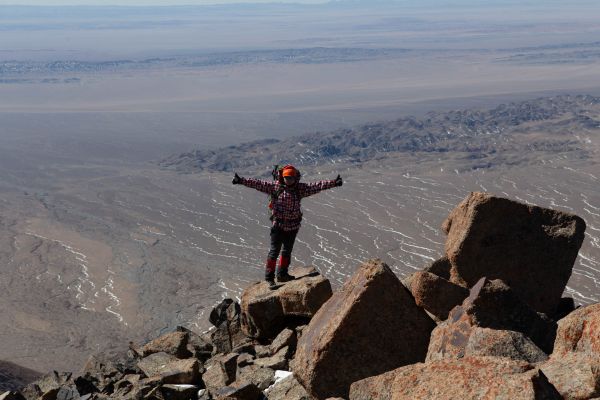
0,0,599,378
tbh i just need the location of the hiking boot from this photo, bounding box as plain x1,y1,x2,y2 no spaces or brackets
265,275,276,288
276,271,295,283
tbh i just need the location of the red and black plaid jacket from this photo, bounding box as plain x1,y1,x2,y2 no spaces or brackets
241,178,337,231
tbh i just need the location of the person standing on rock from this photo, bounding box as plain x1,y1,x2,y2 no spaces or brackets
233,165,343,287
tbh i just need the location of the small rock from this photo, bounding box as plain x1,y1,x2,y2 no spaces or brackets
215,382,263,400
210,299,240,327
137,352,178,378
160,384,199,400
176,326,213,362
295,325,307,340
423,256,452,280
253,347,289,370
408,271,469,321
161,359,201,385
237,353,254,368
55,387,80,400
269,328,297,356
197,389,209,400
265,375,311,400
231,344,257,356
72,376,98,397
140,332,192,359
254,346,270,358
203,354,238,394
236,365,275,391
138,353,200,384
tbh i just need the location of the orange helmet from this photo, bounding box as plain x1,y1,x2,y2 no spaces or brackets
282,165,298,177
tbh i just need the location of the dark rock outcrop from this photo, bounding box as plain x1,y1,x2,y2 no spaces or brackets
292,259,435,399
211,299,253,355
427,277,557,360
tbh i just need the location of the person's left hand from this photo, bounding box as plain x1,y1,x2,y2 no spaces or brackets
335,175,343,187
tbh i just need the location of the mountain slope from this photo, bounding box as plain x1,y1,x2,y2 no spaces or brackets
160,95,600,174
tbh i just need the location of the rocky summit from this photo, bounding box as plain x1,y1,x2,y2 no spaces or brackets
3,192,597,400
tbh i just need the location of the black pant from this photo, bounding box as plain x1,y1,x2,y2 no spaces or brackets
267,227,298,276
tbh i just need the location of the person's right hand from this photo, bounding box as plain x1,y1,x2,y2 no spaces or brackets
232,173,242,185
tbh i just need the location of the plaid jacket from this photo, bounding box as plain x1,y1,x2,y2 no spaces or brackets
241,177,337,231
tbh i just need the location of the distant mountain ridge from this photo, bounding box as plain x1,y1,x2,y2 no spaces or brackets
159,94,600,174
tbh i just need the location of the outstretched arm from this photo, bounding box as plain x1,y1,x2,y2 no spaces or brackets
233,173,277,194
299,175,343,198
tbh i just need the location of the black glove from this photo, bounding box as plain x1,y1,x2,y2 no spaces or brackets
335,174,343,187
232,173,242,185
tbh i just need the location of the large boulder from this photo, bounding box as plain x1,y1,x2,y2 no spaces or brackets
427,278,557,359
241,266,332,340
540,353,600,400
442,192,586,315
349,356,561,400
429,326,548,363
540,303,600,399
553,302,600,356
408,271,469,321
291,259,435,399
